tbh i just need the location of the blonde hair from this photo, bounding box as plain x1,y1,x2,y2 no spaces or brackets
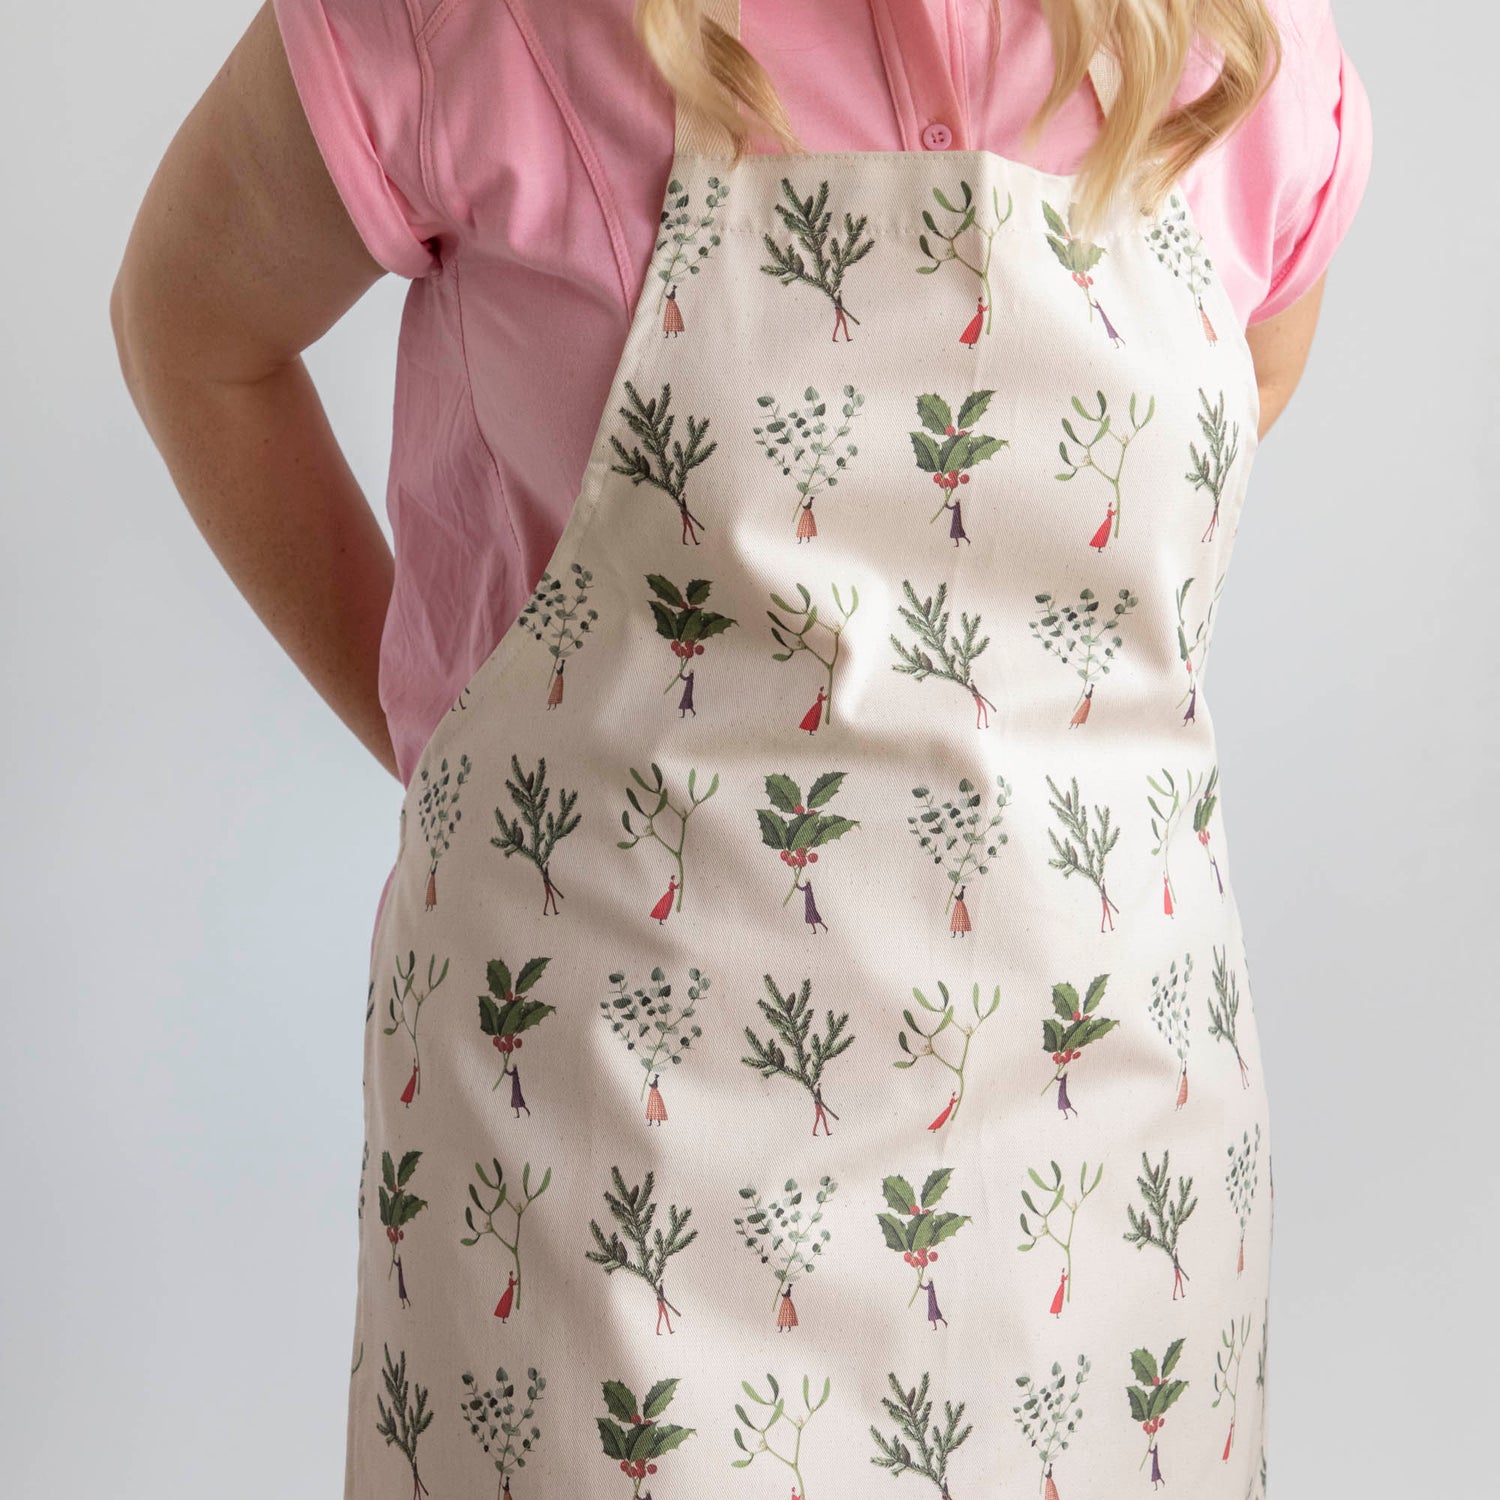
634,0,1282,236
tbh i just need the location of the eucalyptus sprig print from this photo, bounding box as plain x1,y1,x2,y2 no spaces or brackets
896,979,1001,1131
490,755,580,916
876,1169,972,1323
1125,1341,1188,1487
619,763,720,920
461,1158,552,1324
1147,768,1214,917
379,1150,428,1309
596,1377,695,1496
1146,192,1220,343
769,581,859,732
915,179,1015,340
417,752,470,911
1018,1160,1104,1313
1012,1354,1091,1498
459,1365,545,1498
891,579,998,728
732,1373,832,1496
1212,1315,1252,1462
733,1176,838,1326
600,966,711,1117
1206,943,1250,1087
870,1371,973,1497
1174,574,1225,723
585,1168,699,1335
1054,389,1156,547
653,173,728,328
375,1343,434,1500
1147,952,1193,1108
743,973,854,1136
1045,774,1121,932
1123,1150,1198,1301
1040,973,1120,1117
1195,765,1224,894
1030,587,1140,727
518,562,597,708
761,177,875,340
609,381,717,545
385,951,450,1108
478,955,555,1118
756,771,860,931
907,775,1012,934
909,390,1010,543
1186,388,1242,540
1042,198,1125,345
1226,1124,1262,1274
646,574,736,717
754,385,864,538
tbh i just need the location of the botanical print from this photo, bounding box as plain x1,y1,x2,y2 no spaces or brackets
1195,767,1224,894
459,1365,545,1497
1174,574,1225,724
478,955,555,1118
1146,191,1220,344
876,1169,972,1326
1148,768,1209,916
379,1149,427,1309
585,1168,698,1335
596,1377,695,1495
1185,388,1242,541
891,580,997,728
490,755,581,916
1212,1315,1252,1461
598,966,711,1122
609,381,717,545
907,775,1012,935
1030,588,1140,727
894,979,1002,1130
756,772,860,932
915,179,1015,342
645,574,736,717
618,763,720,920
1012,1354,1091,1498
753,385,864,540
417,752,469,911
733,1176,838,1328
1017,1160,1104,1313
1040,973,1120,1117
870,1371,972,1495
731,1373,831,1495
761,178,875,340
518,561,597,709
384,951,450,1108
1147,952,1193,1108
1053,389,1156,548
743,973,855,1136
909,390,1010,544
1123,1150,1198,1301
654,173,729,333
1125,1340,1188,1489
1042,199,1125,345
768,581,860,731
460,1157,552,1324
1045,775,1122,933
375,1343,433,1500
1225,1124,1262,1274
1206,944,1251,1088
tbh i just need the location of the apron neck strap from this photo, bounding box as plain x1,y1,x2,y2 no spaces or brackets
672,2,1121,159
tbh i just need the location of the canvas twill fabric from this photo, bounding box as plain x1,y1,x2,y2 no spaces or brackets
347,12,1274,1500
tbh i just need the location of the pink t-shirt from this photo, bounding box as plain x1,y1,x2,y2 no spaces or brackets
272,0,1373,791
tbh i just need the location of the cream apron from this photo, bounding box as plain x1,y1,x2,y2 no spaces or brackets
349,6,1272,1496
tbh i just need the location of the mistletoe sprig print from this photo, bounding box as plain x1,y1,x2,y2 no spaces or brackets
417,752,470,911
1195,765,1224,893
375,1343,433,1500
876,1168,972,1318
1030,587,1140,727
1018,1160,1104,1312
1045,774,1122,933
870,1371,972,1496
756,771,859,929
754,385,864,537
1175,573,1226,724
1012,1354,1091,1497
732,1373,831,1495
743,974,854,1137
769,581,859,731
1126,1341,1189,1486
519,562,597,707
1123,1150,1198,1301
1147,192,1220,343
1213,1316,1252,1462
1147,952,1193,1108
596,1377,695,1496
1054,389,1156,547
915,179,1015,339
461,1158,552,1323
734,1176,838,1325
477,955,555,1115
891,580,997,728
585,1168,698,1336
459,1365,545,1495
1148,768,1204,917
1040,974,1120,1117
1043,198,1125,345
645,574,736,714
619,763,719,919
761,178,875,340
491,755,580,916
909,389,1010,542
907,775,1012,932
599,966,711,1112
653,173,728,319
385,951,449,1108
1186,388,1242,540
895,979,1002,1131
609,381,717,545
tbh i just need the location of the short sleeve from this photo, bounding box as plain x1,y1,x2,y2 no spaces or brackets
1247,1,1373,323
271,0,445,279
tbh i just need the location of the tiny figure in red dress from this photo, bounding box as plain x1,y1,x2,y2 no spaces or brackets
799,687,826,735
959,297,987,346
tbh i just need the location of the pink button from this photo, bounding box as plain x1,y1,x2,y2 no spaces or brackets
921,121,953,151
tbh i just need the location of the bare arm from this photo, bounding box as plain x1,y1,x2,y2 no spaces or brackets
1246,271,1326,440
110,1,404,782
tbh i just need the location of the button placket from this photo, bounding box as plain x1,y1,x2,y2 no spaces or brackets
921,121,954,151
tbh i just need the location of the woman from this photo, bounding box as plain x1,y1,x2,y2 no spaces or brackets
111,1,1371,1494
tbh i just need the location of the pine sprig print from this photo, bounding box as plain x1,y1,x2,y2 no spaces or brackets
459,1365,545,1494
761,178,875,339
417,752,470,911
490,755,580,916
609,381,717,544
1206,943,1250,1087
891,579,997,728
585,1168,698,1334
1045,774,1122,932
1123,1150,1198,1300
1030,587,1139,727
743,974,854,1136
1186,388,1242,541
375,1343,434,1500
870,1371,972,1496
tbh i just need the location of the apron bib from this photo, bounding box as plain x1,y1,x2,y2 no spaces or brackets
349,6,1272,1496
